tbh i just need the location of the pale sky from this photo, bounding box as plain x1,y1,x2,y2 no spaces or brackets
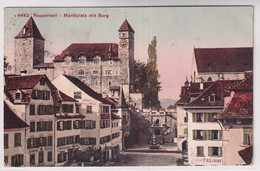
4,7,253,100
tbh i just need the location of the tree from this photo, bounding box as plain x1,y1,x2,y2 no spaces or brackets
146,36,161,108
4,56,12,73
134,36,161,109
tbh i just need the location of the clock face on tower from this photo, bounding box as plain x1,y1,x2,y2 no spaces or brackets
119,39,128,48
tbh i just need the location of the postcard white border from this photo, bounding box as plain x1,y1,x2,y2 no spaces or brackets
0,1,259,171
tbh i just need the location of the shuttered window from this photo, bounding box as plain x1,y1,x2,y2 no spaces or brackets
197,146,204,157
243,128,253,145
208,147,222,157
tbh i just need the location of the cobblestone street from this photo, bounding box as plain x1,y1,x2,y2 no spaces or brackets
109,152,182,166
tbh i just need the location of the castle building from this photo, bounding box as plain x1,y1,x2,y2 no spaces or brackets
14,17,135,102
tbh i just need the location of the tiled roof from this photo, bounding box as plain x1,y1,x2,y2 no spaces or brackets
5,74,44,90
185,80,241,107
59,90,78,102
63,74,113,105
5,74,60,106
53,43,119,61
215,91,253,119
194,47,253,73
230,72,253,91
176,81,214,105
33,63,54,68
118,19,135,33
4,101,29,130
15,17,45,40
215,74,253,119
112,113,121,120
238,145,253,165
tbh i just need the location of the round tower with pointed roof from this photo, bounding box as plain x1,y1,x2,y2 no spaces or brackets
14,17,45,75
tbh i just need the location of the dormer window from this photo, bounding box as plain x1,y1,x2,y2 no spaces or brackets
15,92,21,100
79,56,85,65
40,79,45,85
64,56,71,65
23,27,28,34
209,93,215,102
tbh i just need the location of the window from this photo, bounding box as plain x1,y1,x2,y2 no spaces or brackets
73,120,79,129
39,152,44,164
57,121,63,130
4,134,8,149
30,122,35,132
15,92,21,99
74,91,81,99
14,133,21,147
30,105,35,115
193,130,222,140
184,112,188,122
4,156,8,165
209,94,215,102
48,136,52,146
193,130,204,140
184,128,188,135
105,70,112,75
86,106,92,113
30,154,35,166
64,56,71,65
27,138,35,149
79,56,85,65
47,151,52,162
76,105,79,113
108,82,111,86
211,130,219,140
100,135,111,144
40,79,45,85
32,90,50,100
204,113,216,122
243,128,253,145
208,147,222,157
100,120,110,129
36,121,52,132
78,69,85,75
102,106,110,113
75,135,80,143
93,70,98,75
85,120,96,129
192,113,203,122
58,138,66,146
66,136,74,144
11,154,23,167
62,104,73,113
197,146,204,157
58,152,67,163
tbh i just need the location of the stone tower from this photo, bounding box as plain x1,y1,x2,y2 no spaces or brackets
14,17,45,75
118,19,135,91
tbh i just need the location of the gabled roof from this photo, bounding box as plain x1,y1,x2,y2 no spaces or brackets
63,74,113,105
238,145,253,165
194,47,253,73
185,80,241,107
5,74,44,90
59,90,78,102
118,19,135,33
4,101,29,130
15,17,45,40
53,43,119,62
5,74,60,105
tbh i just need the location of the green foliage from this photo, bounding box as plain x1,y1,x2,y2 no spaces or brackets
167,104,176,109
134,36,161,109
4,56,11,73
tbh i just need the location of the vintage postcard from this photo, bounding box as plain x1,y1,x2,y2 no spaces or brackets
3,6,253,167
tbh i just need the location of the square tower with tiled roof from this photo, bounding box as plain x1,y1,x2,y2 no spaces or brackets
14,17,45,75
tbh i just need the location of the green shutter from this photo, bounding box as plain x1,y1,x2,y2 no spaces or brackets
193,130,197,140
249,128,253,145
219,147,222,157
219,130,223,140
208,147,212,156
204,113,208,122
193,113,196,122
